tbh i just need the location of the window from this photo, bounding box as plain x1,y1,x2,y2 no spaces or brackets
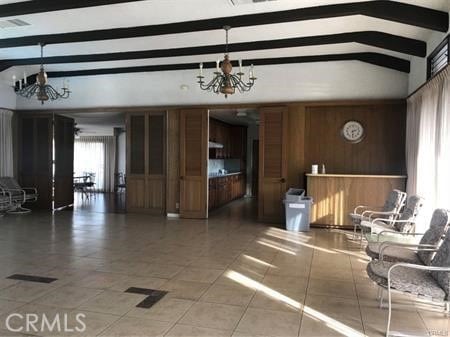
427,35,449,79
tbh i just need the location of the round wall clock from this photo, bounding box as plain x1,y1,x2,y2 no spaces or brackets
341,120,365,143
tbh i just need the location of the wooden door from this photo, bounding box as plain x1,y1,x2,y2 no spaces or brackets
179,109,208,219
19,115,53,210
126,112,166,214
54,115,74,209
258,107,288,222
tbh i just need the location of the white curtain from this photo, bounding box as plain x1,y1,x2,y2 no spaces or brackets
0,109,14,177
406,67,450,230
74,136,116,192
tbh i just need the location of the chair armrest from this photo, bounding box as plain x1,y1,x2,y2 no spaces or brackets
353,205,382,215
376,230,425,242
363,210,398,221
1,188,26,202
380,242,438,261
22,187,38,194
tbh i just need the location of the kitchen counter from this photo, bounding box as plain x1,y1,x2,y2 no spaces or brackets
209,172,244,179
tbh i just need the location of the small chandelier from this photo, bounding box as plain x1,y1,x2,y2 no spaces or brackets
13,43,70,105
197,26,256,98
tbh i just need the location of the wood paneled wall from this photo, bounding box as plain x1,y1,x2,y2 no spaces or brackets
166,110,180,214
285,101,406,190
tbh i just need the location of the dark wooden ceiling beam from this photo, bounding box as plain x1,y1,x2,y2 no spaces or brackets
37,52,409,79
0,31,424,72
0,1,446,49
0,0,147,18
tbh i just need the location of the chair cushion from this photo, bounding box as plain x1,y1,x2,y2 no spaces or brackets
367,261,446,301
383,190,405,213
365,243,421,264
394,195,424,232
430,232,450,300
418,209,450,265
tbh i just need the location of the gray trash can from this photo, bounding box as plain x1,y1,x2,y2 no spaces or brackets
284,188,313,232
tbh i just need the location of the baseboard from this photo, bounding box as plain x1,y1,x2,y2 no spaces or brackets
166,213,180,218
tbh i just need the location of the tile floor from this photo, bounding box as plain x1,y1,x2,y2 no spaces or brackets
0,199,448,337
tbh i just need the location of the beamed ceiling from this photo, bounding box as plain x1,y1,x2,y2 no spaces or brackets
0,0,448,83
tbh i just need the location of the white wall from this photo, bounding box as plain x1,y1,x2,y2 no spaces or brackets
15,61,409,110
0,81,16,110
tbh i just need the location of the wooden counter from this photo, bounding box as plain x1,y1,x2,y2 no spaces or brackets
306,174,407,229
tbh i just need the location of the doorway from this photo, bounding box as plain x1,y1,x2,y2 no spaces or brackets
62,111,126,213
207,108,259,219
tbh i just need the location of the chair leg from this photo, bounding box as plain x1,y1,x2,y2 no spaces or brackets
6,205,31,214
379,288,385,309
386,285,393,337
445,302,450,314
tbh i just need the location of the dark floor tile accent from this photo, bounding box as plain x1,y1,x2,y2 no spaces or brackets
7,274,58,284
125,287,155,296
136,290,168,309
124,287,168,309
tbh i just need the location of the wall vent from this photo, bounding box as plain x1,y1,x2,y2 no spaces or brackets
229,0,279,5
0,18,30,29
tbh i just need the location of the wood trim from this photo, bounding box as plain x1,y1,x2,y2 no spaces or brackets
0,0,146,18
0,1,446,49
14,99,406,115
0,31,425,72
28,52,409,78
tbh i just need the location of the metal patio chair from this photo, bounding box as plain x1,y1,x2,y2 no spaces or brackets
0,177,38,214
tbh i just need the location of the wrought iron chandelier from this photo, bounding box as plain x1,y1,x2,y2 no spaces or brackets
13,43,70,105
197,26,256,98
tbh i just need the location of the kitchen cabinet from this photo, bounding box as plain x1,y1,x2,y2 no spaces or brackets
209,118,246,160
208,173,246,210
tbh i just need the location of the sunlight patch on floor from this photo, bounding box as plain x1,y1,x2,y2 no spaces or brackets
242,254,276,268
226,271,368,337
256,238,297,255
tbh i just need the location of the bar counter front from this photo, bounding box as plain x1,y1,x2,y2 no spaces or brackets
306,174,407,229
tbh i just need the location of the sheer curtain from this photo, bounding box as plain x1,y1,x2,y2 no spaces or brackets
0,109,14,177
74,136,116,192
406,67,450,230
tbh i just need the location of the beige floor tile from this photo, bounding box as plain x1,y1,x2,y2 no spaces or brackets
301,294,364,336
175,267,223,284
108,275,168,292
261,275,308,293
32,286,103,309
249,288,305,313
67,272,128,289
0,303,71,333
0,299,25,315
307,278,357,299
60,310,120,337
126,298,194,322
165,324,232,337
200,283,255,307
235,308,301,337
179,302,245,331
0,279,19,291
98,316,172,337
310,266,354,282
160,280,210,301
78,290,146,315
360,300,428,337
418,308,450,337
0,282,56,303
144,264,185,279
